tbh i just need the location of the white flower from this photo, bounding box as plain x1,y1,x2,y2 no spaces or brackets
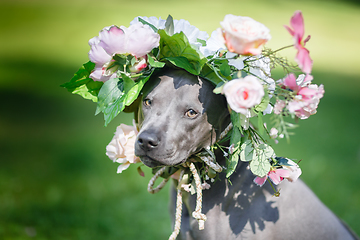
220,14,271,55
106,122,140,173
130,16,166,30
173,19,209,49
283,159,302,182
131,16,208,50
200,28,226,57
269,128,279,144
247,56,272,82
222,76,264,115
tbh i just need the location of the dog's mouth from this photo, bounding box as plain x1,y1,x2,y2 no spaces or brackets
138,153,188,169
138,155,166,168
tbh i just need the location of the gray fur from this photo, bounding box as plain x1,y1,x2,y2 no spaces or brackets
135,68,358,240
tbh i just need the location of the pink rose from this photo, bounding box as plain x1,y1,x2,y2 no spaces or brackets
106,122,140,173
222,76,265,115
220,14,271,55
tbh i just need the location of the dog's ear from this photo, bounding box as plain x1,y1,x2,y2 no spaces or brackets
198,77,231,140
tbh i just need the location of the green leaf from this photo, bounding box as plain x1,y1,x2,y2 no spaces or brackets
248,144,274,177
230,111,244,134
124,75,150,106
230,125,242,150
220,62,231,77
200,63,223,86
96,76,136,126
147,54,166,68
258,144,275,159
226,148,240,178
138,17,158,32
61,61,102,102
257,112,265,135
165,56,199,75
254,91,270,113
213,82,224,94
164,15,174,36
96,78,125,115
249,156,271,177
240,140,254,162
197,38,206,47
158,30,206,75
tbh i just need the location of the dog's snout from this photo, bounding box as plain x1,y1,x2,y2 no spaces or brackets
137,131,160,150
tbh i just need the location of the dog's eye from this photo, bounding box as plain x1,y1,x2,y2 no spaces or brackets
143,99,152,107
185,109,198,118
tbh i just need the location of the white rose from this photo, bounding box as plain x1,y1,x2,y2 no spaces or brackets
106,123,140,173
222,76,265,115
220,14,271,55
283,159,302,182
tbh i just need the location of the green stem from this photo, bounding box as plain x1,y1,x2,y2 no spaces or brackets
267,178,280,197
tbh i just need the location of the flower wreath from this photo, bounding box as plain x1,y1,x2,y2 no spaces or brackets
62,11,324,238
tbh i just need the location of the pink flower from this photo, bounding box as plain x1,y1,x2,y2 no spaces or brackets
129,56,148,73
280,73,324,119
284,11,313,74
273,100,286,115
222,76,265,115
254,168,290,186
88,23,160,82
106,122,140,173
254,159,301,186
220,14,271,55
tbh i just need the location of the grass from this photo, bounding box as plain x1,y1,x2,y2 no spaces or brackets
1,0,360,239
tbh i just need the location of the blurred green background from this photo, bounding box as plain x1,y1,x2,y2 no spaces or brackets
1,0,360,239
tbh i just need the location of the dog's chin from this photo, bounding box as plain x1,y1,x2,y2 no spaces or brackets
139,155,188,169
139,156,165,168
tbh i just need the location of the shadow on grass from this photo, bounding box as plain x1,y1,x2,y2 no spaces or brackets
0,59,359,239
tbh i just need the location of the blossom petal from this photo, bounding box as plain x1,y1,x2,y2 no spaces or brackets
296,46,313,74
89,66,116,82
200,29,226,57
117,162,131,173
290,11,304,41
283,73,301,91
228,58,244,70
254,176,267,186
88,44,112,65
98,26,127,55
124,23,160,57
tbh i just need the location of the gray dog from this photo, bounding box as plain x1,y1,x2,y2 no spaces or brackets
135,68,358,240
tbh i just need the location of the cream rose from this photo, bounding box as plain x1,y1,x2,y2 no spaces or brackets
283,159,302,182
222,76,264,115
220,14,271,55
106,123,140,173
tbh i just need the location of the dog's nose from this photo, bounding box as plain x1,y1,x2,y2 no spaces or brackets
137,131,160,150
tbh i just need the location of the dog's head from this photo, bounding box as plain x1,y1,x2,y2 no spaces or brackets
134,68,230,168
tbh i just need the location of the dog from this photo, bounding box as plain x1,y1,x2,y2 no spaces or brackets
135,67,358,240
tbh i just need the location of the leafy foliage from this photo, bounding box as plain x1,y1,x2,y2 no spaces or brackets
61,61,103,102
158,30,207,75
